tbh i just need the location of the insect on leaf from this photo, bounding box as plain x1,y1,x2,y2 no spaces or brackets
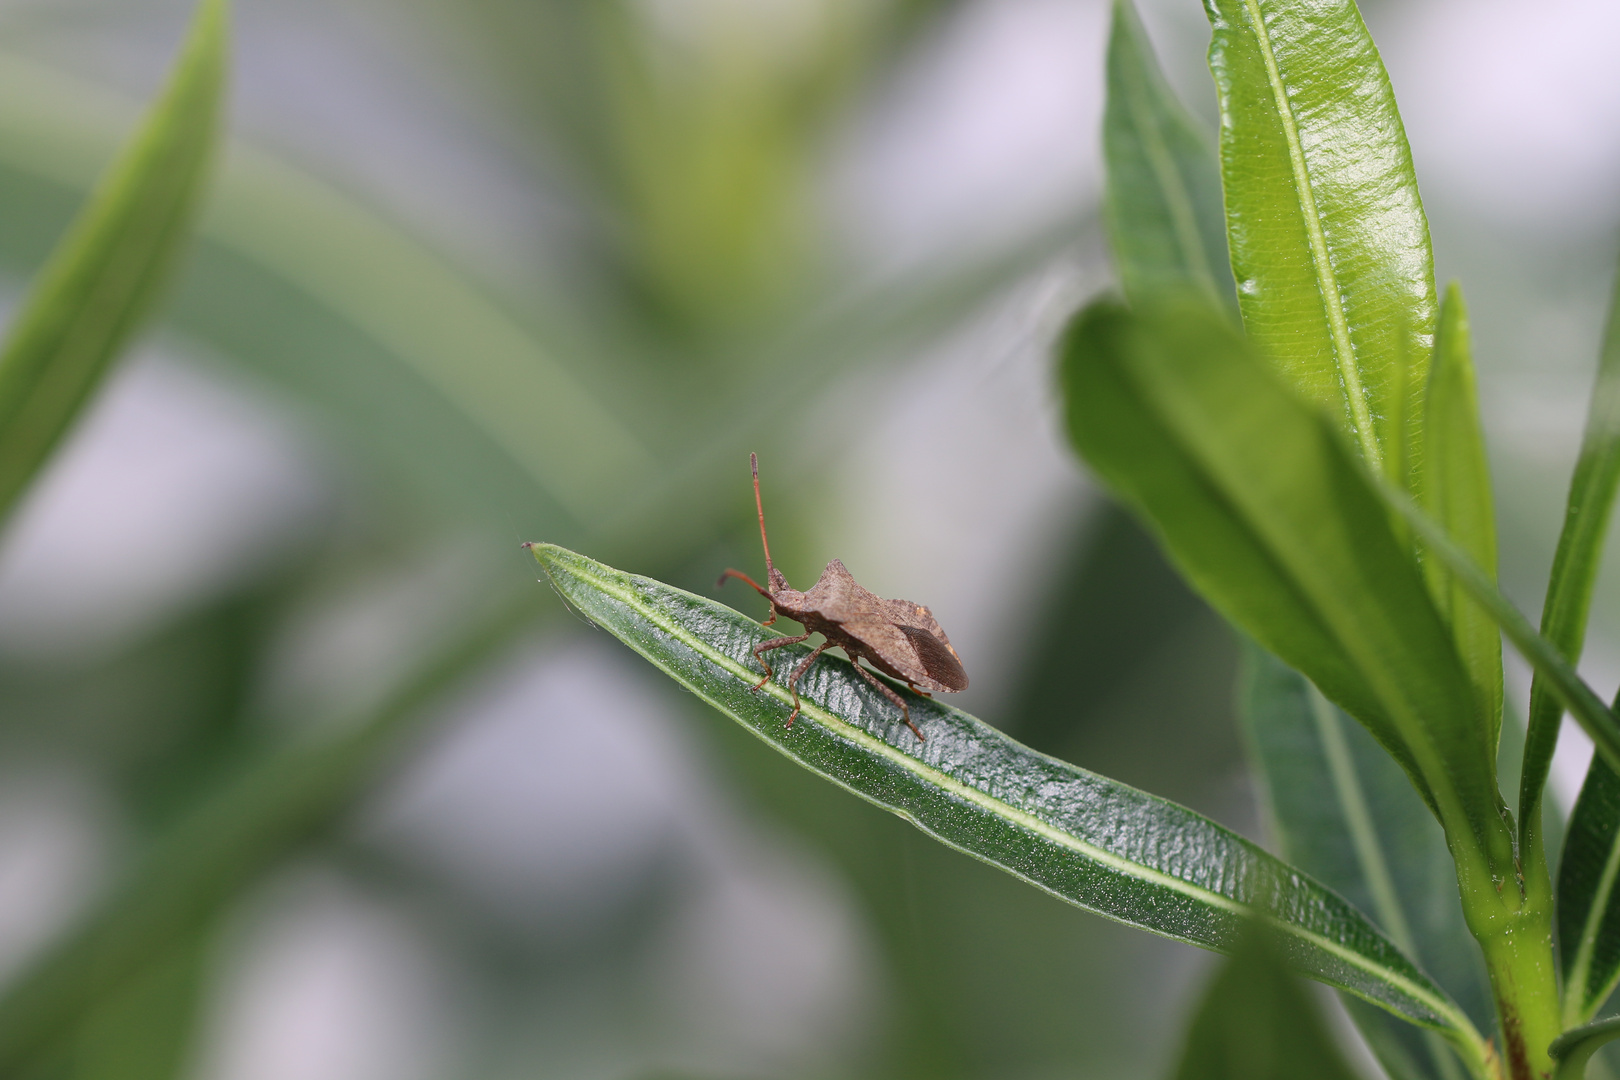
530,542,1487,1061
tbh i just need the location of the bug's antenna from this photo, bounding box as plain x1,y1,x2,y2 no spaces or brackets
751,452,776,580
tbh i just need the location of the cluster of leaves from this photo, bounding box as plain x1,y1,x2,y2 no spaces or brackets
539,1,1620,1078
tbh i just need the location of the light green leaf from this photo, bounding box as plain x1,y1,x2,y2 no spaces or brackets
1103,0,1232,311
1059,295,1512,900
0,594,537,1073
1170,930,1363,1080
1420,282,1503,754
1524,262,1620,861
1560,754,1620,1027
530,542,1484,1055
1240,643,1490,1080
1371,460,1620,784
0,0,225,524
1205,0,1435,472
1552,1016,1620,1080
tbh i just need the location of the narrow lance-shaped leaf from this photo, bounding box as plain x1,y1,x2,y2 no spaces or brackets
1170,929,1364,1080
1559,740,1620,1027
1240,644,1490,1080
1103,0,1233,312
1421,282,1503,753
1529,260,1620,892
1206,0,1436,473
1370,463,1620,783
0,0,226,525
1059,295,1513,898
530,542,1487,1067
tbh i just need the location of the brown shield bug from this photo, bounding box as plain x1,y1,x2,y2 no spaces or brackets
717,453,968,741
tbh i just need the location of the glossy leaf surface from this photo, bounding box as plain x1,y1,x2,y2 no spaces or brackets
1206,0,1435,470
1170,931,1363,1080
0,0,225,523
1059,296,1510,892
1103,0,1232,310
1526,265,1620,853
1420,283,1503,750
1241,644,1490,1080
532,542,1480,1042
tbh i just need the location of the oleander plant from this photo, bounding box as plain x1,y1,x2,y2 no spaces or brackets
533,2,1620,1078
4,0,1618,1077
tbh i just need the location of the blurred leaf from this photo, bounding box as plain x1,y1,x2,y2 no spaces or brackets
1240,643,1488,1080
1000,501,1213,753
1561,751,1620,1027
1525,260,1620,864
1554,1017,1620,1080
0,47,1085,555
0,48,643,535
64,925,214,1080
0,592,539,1074
1059,295,1511,898
531,542,1482,1045
0,565,294,827
1420,283,1502,761
0,0,225,524
1103,0,1231,311
1205,0,1435,472
1170,930,1363,1080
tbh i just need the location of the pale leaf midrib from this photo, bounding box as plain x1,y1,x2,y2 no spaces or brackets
549,552,1472,1037
1237,0,1379,467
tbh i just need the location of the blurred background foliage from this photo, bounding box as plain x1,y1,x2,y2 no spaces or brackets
0,0,1614,1077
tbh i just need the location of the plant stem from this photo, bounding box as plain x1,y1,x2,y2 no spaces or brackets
1467,889,1561,1080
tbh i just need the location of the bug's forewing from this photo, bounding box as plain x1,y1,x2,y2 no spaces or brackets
898,623,969,691
878,598,969,689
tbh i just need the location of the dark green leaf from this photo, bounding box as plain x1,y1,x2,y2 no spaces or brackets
1170,929,1362,1080
1526,261,1620,861
1240,643,1489,1080
1205,0,1435,473
1560,753,1620,1026
1103,0,1232,311
1059,295,1512,898
0,0,226,523
530,542,1486,1059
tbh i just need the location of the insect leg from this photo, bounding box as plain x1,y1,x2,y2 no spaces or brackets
852,659,925,742
750,632,812,690
783,639,830,728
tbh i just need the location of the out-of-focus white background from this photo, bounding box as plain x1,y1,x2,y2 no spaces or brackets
0,0,1614,1077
